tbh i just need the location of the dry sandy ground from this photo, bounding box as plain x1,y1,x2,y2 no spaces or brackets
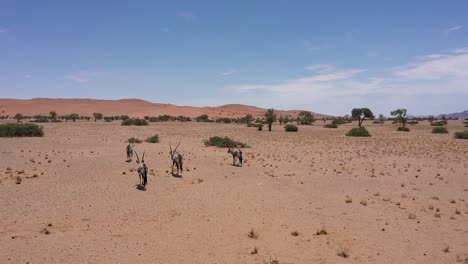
1,120,467,264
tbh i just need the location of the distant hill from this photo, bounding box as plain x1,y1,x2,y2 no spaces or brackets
0,98,331,119
440,110,468,119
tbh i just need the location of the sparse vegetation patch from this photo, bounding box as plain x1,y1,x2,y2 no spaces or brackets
346,127,371,137
204,136,247,148
397,127,410,132
145,134,160,143
431,121,446,126
284,124,298,132
337,247,350,258
127,137,143,143
0,123,44,137
454,130,468,139
432,127,449,134
324,123,338,128
121,118,148,126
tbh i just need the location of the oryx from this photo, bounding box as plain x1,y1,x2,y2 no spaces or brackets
169,142,183,176
228,147,243,167
126,143,134,162
134,150,148,190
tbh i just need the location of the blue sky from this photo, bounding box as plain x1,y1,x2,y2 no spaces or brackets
0,0,467,115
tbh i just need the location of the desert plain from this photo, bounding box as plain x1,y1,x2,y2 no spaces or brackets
1,120,468,263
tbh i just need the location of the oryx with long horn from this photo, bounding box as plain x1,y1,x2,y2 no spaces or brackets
126,143,135,162
134,150,148,190
169,142,183,176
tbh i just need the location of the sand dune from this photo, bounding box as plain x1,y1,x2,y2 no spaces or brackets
0,98,330,118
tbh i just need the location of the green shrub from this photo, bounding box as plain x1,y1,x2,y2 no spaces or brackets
257,124,263,131
346,127,371,137
407,121,419,125
51,120,62,123
454,130,468,139
397,127,410,132
332,118,349,125
127,137,143,143
372,120,380,124
145,134,160,143
195,114,210,122
121,118,148,126
204,136,247,148
431,121,445,126
324,123,338,128
432,127,448,134
284,124,298,132
0,123,44,137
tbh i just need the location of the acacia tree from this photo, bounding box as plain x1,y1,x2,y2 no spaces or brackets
351,108,374,127
298,111,316,125
49,111,57,121
427,115,435,123
69,113,80,122
245,114,253,125
378,114,386,126
14,113,23,123
390,109,407,128
265,108,277,131
93,112,103,122
440,115,448,126
278,115,284,125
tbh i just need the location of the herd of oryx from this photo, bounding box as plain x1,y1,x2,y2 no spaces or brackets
125,142,243,190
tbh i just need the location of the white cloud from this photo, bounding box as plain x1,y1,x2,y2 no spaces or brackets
65,71,106,83
228,67,366,93
446,25,463,33
393,50,468,80
452,47,468,54
221,69,238,76
225,48,468,113
178,11,196,21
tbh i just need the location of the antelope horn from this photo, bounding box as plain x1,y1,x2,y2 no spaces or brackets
169,142,173,155
142,151,145,161
174,141,181,153
134,150,140,163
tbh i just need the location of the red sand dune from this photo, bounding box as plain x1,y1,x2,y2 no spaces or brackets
0,98,331,118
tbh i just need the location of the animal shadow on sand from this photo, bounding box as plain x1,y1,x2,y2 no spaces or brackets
171,172,183,178
135,184,147,191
